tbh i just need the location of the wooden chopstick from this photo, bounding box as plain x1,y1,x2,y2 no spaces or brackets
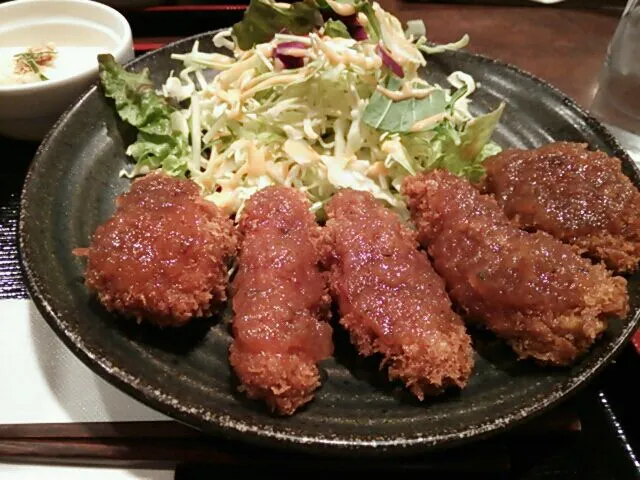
0,403,580,441
0,405,579,469
0,438,237,466
0,421,203,440
0,437,511,472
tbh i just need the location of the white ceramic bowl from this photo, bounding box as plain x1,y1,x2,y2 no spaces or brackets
0,0,134,141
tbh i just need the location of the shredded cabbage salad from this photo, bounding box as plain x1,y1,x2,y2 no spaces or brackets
98,0,504,219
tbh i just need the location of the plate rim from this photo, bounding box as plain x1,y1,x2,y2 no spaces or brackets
18,29,640,456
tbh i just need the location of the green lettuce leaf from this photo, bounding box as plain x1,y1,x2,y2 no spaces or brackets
457,102,505,166
98,54,190,177
312,0,381,41
98,54,174,136
323,19,350,38
232,0,322,50
363,76,447,132
400,102,504,181
476,140,503,163
357,0,381,41
126,132,190,177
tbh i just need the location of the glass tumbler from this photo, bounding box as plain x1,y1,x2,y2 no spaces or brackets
590,0,640,145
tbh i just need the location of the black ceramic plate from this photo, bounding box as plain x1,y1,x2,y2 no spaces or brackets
19,31,640,456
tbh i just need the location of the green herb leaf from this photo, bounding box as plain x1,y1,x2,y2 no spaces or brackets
323,19,350,38
27,58,48,81
14,49,56,81
98,54,174,136
232,0,322,50
363,76,447,132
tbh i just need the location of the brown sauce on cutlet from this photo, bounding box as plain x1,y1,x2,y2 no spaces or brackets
404,169,628,365
229,186,333,415
80,171,237,326
324,189,474,397
482,142,640,271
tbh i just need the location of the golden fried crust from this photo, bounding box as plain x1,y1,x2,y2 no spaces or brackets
481,142,640,273
79,171,237,327
229,346,322,416
403,169,629,366
323,189,474,398
230,186,333,415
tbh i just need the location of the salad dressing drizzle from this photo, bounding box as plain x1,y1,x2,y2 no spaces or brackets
97,0,504,218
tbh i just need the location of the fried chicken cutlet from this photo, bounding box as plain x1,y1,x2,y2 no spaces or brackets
481,142,640,272
404,170,629,366
229,186,333,416
322,189,474,399
74,171,237,327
